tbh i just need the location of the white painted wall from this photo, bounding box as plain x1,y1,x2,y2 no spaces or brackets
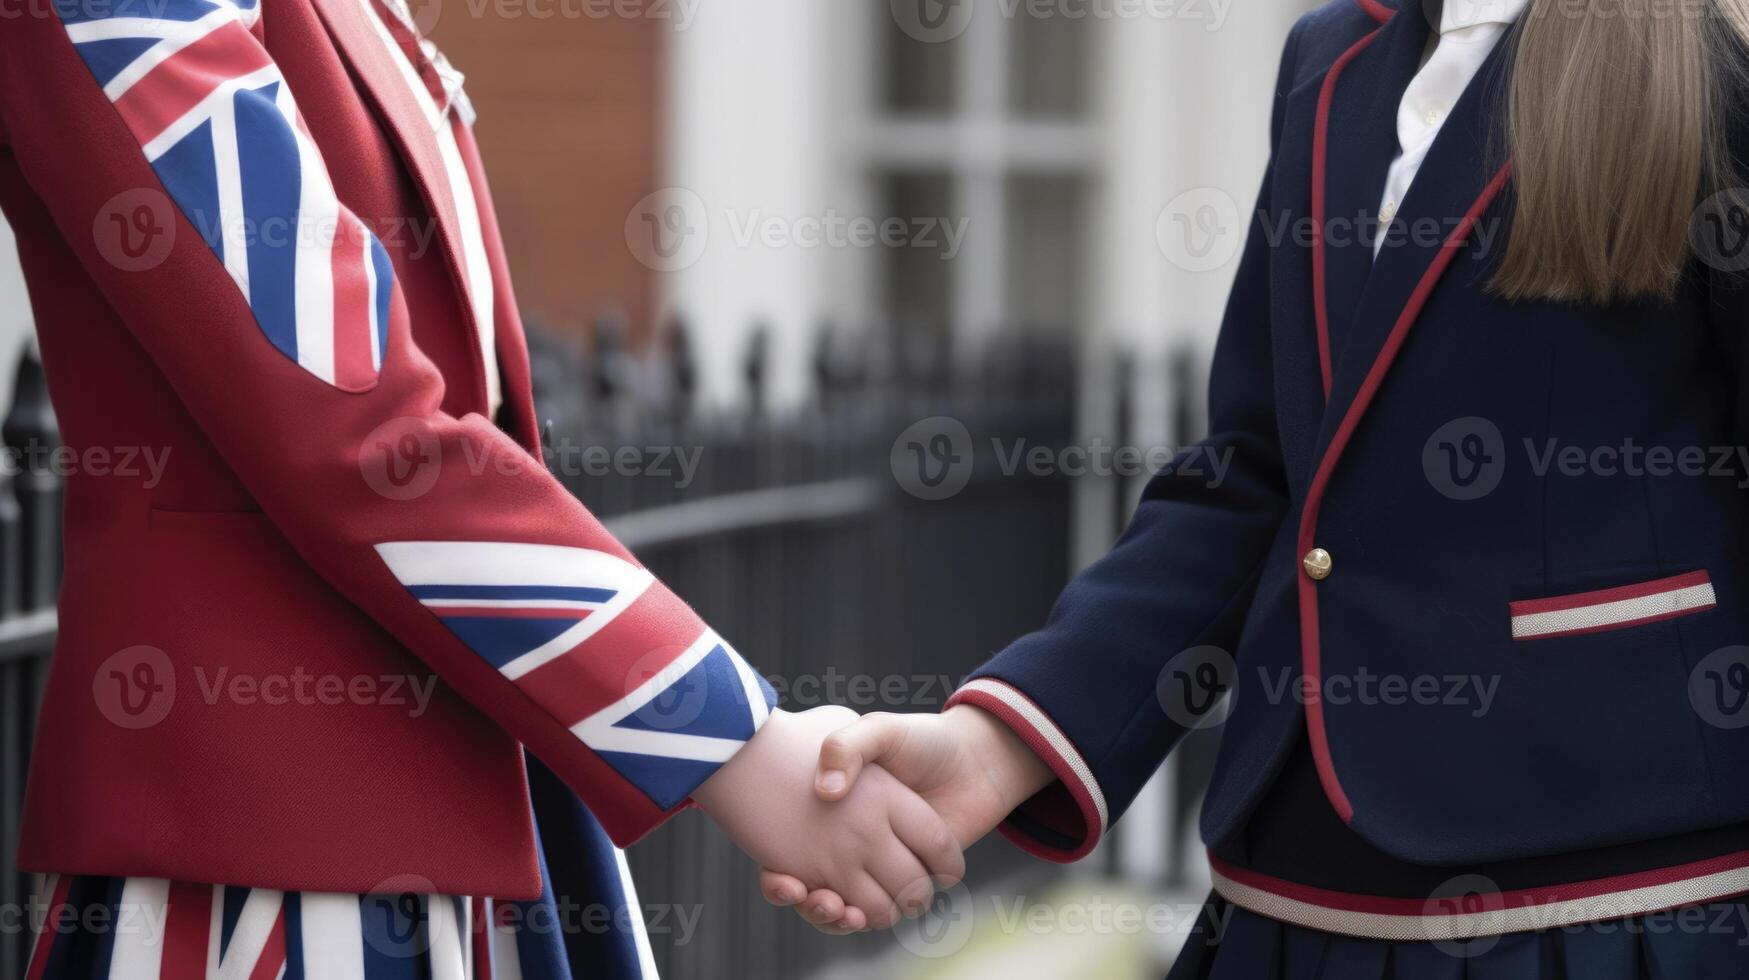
660,0,865,409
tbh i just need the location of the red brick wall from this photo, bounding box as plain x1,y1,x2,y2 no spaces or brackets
432,8,661,340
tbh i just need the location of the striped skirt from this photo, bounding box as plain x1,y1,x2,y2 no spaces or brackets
27,760,659,980
1168,896,1749,980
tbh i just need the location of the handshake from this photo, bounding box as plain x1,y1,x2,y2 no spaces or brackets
690,704,1054,933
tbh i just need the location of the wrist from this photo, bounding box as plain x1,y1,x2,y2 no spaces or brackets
691,706,797,815
942,703,1053,814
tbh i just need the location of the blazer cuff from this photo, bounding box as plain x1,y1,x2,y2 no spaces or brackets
945,678,1109,863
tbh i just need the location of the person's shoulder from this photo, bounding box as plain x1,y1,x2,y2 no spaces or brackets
1282,0,1396,83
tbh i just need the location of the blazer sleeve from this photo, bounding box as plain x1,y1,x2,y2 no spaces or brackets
0,0,772,846
943,26,1301,862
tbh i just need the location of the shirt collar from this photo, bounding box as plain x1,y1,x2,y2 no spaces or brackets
1437,0,1529,32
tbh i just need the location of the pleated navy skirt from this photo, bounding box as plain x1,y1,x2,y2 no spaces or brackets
1168,896,1749,980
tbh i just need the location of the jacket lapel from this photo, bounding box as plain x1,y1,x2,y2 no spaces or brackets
307,0,492,410
1324,29,1515,416
1313,0,1430,394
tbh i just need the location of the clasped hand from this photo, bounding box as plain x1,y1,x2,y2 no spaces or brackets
693,704,1050,933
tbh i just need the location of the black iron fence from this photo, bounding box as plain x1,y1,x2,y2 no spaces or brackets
0,321,1207,979
0,351,63,980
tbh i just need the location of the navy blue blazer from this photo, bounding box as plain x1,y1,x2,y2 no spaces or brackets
947,0,1749,869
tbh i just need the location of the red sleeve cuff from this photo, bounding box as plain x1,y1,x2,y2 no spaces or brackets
945,678,1108,863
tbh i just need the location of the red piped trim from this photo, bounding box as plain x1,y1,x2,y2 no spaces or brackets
1311,29,1384,398
1297,164,1514,827
1511,570,1716,641
1217,847,1749,924
946,679,1107,864
1354,0,1394,23
1511,570,1710,616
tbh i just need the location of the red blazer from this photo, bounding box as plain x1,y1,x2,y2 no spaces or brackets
0,0,772,898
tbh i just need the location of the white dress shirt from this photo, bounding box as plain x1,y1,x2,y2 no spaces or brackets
1375,0,1528,255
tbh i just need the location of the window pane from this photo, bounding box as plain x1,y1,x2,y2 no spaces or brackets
881,172,956,337
1009,11,1088,118
1005,175,1085,332
883,13,960,113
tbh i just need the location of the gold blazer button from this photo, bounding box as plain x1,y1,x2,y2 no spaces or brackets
1302,548,1333,581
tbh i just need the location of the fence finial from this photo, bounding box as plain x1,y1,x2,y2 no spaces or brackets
3,351,61,611
743,325,769,416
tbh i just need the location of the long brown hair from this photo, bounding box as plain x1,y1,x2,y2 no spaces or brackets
1491,0,1749,305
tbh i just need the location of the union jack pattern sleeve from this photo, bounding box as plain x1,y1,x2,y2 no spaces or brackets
5,0,776,842
57,0,393,390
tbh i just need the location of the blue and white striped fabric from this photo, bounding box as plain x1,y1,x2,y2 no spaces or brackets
377,540,777,810
26,768,659,980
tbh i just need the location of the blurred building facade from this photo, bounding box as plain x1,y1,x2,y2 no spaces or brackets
436,0,1308,410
